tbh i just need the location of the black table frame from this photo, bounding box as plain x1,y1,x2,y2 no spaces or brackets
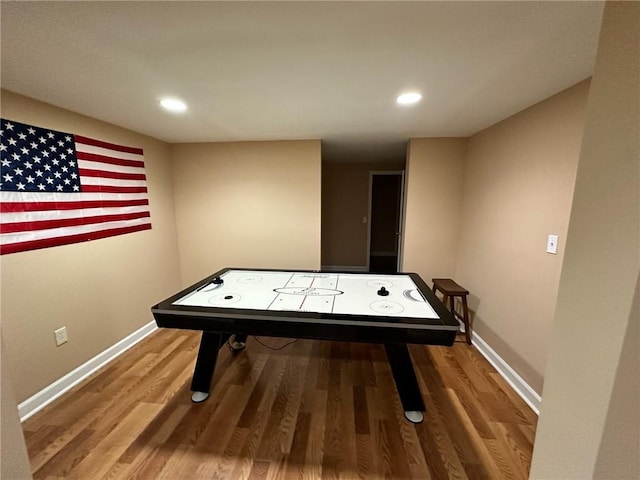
151,268,458,423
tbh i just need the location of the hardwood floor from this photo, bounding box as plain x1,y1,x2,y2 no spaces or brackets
22,329,537,479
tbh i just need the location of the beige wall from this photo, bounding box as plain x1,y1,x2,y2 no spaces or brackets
171,141,321,285
402,138,467,278
530,2,639,478
322,160,404,268
0,91,181,401
593,274,639,479
455,81,590,392
1,338,33,479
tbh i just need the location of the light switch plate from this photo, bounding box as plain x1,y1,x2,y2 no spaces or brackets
54,326,68,346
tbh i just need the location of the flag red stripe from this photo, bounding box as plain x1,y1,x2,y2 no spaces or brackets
0,199,149,213
0,224,152,255
81,185,148,194
74,135,144,155
76,151,145,168
1,211,151,234
78,168,147,181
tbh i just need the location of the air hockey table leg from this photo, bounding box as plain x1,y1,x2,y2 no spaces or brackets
190,331,230,403
384,343,425,424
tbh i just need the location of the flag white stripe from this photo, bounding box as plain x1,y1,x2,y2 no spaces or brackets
80,177,148,188
74,143,144,162
0,217,151,245
1,205,150,223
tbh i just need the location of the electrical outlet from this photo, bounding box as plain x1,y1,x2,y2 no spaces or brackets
546,234,559,254
54,326,68,346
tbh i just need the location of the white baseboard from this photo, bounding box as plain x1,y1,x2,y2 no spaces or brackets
321,265,368,272
471,332,541,415
19,320,157,422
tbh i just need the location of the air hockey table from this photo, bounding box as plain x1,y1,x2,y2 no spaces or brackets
151,268,459,423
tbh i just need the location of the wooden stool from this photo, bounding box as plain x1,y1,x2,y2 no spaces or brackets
432,278,471,344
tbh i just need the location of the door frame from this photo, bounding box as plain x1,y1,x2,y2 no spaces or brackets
366,170,406,272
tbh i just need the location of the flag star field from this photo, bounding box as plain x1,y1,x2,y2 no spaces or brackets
1,121,81,193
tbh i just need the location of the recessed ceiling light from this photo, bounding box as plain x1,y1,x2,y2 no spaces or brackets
160,98,187,113
396,92,422,105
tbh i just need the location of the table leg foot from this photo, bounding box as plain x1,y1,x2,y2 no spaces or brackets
404,410,424,424
191,391,210,403
231,334,247,351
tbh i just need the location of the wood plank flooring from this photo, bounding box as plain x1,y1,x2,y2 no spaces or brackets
22,329,537,479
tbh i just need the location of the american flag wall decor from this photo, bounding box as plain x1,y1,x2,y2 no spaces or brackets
0,119,152,255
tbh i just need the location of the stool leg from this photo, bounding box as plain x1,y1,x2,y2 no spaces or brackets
461,295,471,345
449,296,460,339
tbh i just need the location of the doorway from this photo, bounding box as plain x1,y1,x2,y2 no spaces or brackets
367,171,405,273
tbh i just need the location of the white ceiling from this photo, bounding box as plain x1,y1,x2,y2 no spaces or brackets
1,1,604,162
